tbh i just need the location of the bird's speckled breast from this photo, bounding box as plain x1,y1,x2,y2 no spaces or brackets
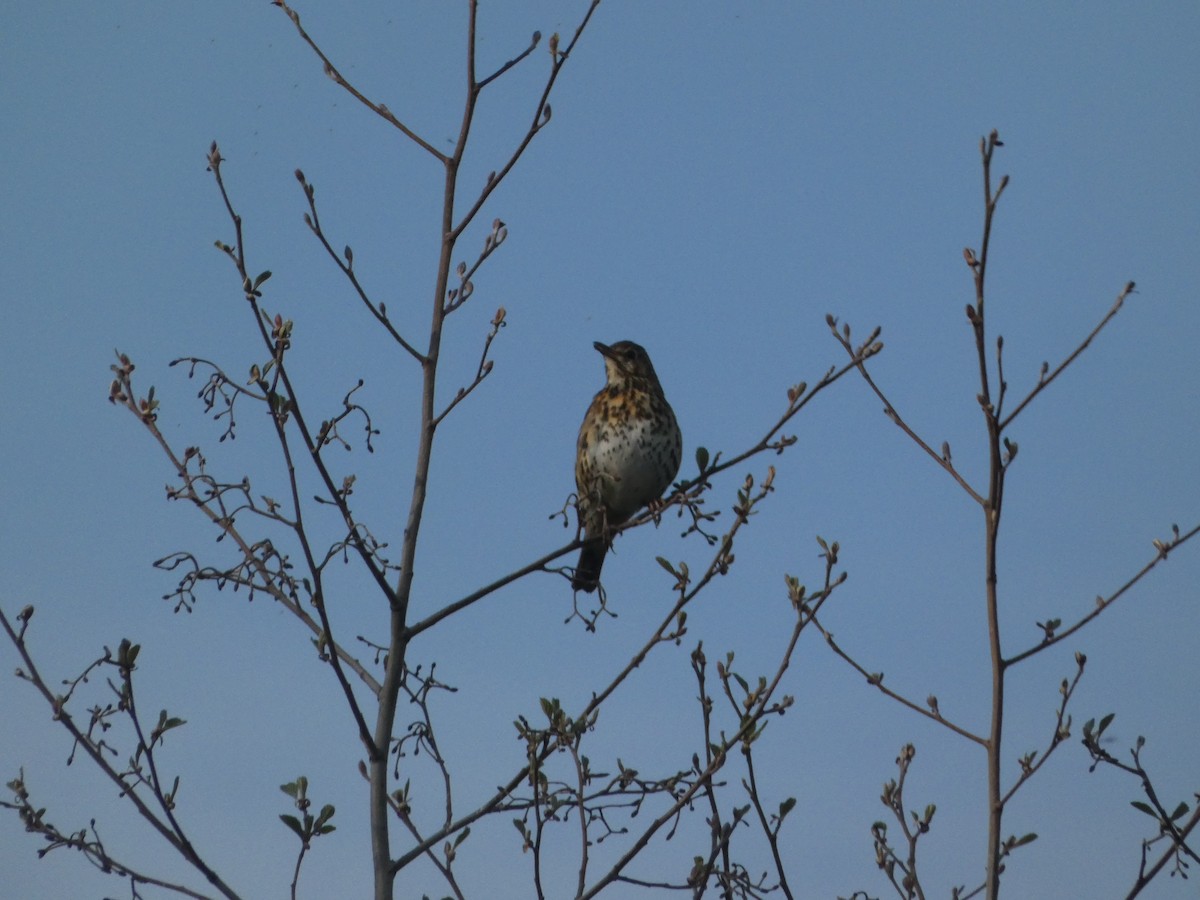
586,412,681,520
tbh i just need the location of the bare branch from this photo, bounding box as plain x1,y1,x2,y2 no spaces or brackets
450,0,603,240
207,147,401,613
810,613,988,748
1000,655,1086,806
443,218,508,315
998,281,1135,430
829,316,986,506
396,477,833,880
577,545,840,899
1126,804,1200,898
0,609,241,899
1081,724,1200,873
0,781,217,900
872,744,931,900
295,169,425,363
113,343,384,711
272,1,446,161
477,30,542,89
743,742,795,899
1006,521,1199,666
679,337,882,491
432,306,506,427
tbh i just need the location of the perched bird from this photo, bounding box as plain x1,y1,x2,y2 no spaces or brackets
573,340,682,593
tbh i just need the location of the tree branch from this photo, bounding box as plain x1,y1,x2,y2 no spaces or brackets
273,1,446,161
0,608,241,899
830,316,986,506
1005,522,1199,666
809,613,987,747
295,169,425,362
999,282,1136,431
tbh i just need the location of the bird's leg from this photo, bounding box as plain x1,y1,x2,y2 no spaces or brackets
646,493,673,524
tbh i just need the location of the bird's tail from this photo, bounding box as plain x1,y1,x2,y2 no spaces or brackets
571,539,607,593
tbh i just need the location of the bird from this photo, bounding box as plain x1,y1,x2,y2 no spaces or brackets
573,340,682,593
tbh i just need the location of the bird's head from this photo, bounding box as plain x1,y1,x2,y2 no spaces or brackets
594,340,663,390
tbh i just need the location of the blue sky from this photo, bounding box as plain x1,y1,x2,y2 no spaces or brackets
2,2,1198,897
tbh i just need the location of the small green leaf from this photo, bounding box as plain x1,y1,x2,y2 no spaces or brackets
315,804,336,829
118,640,140,667
656,557,678,576
695,446,709,473
253,271,272,290
1014,832,1037,847
1170,801,1190,821
1130,801,1156,818
279,814,304,838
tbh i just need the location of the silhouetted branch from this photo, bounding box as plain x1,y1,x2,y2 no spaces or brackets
293,169,425,362
450,0,603,240
829,316,986,506
1081,721,1200,877
443,219,508,315
273,1,445,160
1126,804,1200,898
0,607,241,899
576,540,843,897
872,744,931,900
743,741,795,900
999,281,1136,430
477,30,543,89
1006,522,1200,665
810,613,987,747
433,306,507,427
1000,654,1086,805
0,777,215,900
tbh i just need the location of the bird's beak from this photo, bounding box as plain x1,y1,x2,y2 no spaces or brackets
593,341,616,360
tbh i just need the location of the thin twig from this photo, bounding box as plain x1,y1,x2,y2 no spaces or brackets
296,170,425,362
578,550,841,898
998,281,1135,430
830,318,985,506
691,337,881,491
477,30,542,90
743,747,794,900
393,808,466,900
0,607,241,899
1006,522,1199,666
1126,805,1200,899
394,474,817,878
432,307,506,427
999,658,1085,806
450,1,603,240
273,1,446,161
810,614,987,747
